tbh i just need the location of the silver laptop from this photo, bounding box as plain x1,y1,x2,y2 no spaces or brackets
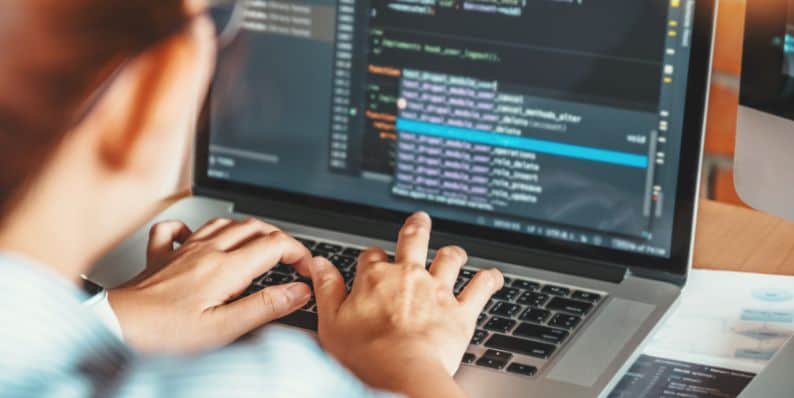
738,339,794,398
93,0,716,396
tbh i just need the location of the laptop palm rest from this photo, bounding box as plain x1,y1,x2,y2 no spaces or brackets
547,298,654,387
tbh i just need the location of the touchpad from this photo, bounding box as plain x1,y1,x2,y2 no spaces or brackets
547,298,654,387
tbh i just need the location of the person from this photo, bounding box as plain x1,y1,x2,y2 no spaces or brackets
0,1,505,397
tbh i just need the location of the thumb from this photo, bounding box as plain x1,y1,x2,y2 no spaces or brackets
147,221,192,267
310,257,346,320
214,282,311,340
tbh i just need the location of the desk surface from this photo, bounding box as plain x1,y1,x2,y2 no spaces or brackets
695,199,794,275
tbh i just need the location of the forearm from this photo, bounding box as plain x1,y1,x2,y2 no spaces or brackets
353,357,467,398
115,328,393,398
391,364,466,398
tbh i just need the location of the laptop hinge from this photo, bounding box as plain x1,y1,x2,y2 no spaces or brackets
197,187,631,285
626,266,686,287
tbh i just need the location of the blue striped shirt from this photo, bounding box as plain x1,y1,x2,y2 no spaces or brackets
0,254,395,398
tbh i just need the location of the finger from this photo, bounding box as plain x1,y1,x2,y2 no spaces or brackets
185,0,211,15
186,218,233,242
356,246,388,275
147,220,193,265
429,246,468,289
395,212,432,267
458,269,504,320
206,218,280,251
228,230,314,282
212,282,311,341
310,257,347,319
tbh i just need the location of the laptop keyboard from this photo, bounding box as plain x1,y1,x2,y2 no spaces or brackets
238,236,606,378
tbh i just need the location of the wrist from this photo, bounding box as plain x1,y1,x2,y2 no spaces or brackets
377,356,464,398
84,288,125,340
341,341,464,398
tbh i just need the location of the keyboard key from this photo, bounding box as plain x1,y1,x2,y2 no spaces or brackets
513,323,569,344
454,278,468,295
489,302,522,318
260,272,292,286
272,263,293,274
311,248,334,258
341,270,355,283
475,356,507,370
502,276,513,285
549,313,581,330
242,284,262,297
253,271,271,284
316,242,343,253
485,334,556,359
493,287,520,302
461,269,476,278
296,238,316,248
462,353,477,364
512,279,540,291
329,255,356,270
471,329,489,345
517,292,549,307
541,285,571,297
295,275,313,288
507,363,537,376
484,317,517,334
483,349,513,361
572,291,602,303
519,308,551,324
546,297,593,316
341,247,362,258
302,297,316,311
477,313,488,326
278,310,318,330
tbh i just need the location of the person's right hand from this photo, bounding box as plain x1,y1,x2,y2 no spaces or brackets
310,212,504,398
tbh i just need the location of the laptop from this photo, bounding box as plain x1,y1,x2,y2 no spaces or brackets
738,338,794,398
93,0,716,396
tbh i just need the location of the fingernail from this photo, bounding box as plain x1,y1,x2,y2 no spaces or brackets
286,283,311,301
402,223,418,235
414,211,430,220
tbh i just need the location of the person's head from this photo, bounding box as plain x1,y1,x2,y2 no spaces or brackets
0,0,216,276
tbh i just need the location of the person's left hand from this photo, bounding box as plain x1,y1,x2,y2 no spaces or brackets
108,218,313,353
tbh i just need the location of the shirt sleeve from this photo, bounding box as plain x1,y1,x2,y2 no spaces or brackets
0,254,398,398
109,327,400,398
82,290,125,341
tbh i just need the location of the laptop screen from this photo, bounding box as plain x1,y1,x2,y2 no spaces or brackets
206,0,700,260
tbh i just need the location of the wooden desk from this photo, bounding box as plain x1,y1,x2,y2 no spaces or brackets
695,200,794,275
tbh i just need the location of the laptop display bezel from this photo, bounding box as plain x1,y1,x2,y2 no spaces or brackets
193,0,715,279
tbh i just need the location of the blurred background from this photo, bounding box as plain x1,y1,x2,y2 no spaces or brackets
703,0,747,206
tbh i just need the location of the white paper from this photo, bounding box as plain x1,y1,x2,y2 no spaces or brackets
643,269,794,373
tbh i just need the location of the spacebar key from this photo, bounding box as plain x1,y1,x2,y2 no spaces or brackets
277,310,318,330
485,334,556,359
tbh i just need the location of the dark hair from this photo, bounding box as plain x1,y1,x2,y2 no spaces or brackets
0,0,190,212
